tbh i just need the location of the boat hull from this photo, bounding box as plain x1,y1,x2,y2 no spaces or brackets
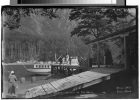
24,64,51,75
26,68,51,75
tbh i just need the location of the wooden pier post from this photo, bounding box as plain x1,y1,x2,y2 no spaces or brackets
20,77,26,83
62,67,65,75
31,76,36,83
68,68,72,76
51,66,53,74
56,66,58,74
60,66,63,74
62,66,64,74
71,68,74,75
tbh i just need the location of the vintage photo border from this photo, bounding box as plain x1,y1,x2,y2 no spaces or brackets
1,5,138,99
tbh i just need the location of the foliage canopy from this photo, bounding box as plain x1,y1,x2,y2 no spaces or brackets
69,7,135,43
2,7,58,30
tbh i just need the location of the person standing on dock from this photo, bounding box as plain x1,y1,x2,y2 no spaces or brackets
59,56,63,64
66,54,70,64
8,71,18,97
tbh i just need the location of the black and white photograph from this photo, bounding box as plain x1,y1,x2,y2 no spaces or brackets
1,6,138,99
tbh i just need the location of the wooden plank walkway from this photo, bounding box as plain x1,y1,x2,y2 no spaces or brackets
25,71,111,98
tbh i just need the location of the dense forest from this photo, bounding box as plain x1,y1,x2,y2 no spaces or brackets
3,29,89,63
2,7,136,64
2,8,89,63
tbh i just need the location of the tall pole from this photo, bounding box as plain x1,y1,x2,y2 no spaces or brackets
97,42,100,68
2,41,5,61
124,35,127,69
55,53,57,61
88,45,90,67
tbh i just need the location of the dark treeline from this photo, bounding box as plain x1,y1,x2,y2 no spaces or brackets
2,7,136,64
3,30,89,63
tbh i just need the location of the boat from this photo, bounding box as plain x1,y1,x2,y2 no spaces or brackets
23,55,80,75
23,63,52,75
51,56,80,71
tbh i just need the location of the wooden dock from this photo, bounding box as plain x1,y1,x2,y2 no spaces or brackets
51,64,87,75
25,71,111,98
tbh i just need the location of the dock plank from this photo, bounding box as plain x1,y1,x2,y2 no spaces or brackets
79,71,109,79
77,74,101,81
51,78,71,91
63,75,90,89
55,78,72,91
76,76,92,82
25,71,112,98
66,75,85,84
27,86,46,98
49,81,60,91
54,78,71,91
59,80,74,90
75,71,108,83
36,86,46,96
42,83,57,94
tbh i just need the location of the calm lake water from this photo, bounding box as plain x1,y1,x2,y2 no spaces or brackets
2,64,52,81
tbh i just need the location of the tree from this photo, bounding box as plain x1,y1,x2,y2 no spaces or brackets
69,7,135,67
2,7,58,30
69,7,135,43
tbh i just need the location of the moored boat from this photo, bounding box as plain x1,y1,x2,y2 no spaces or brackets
23,55,80,75
23,63,51,75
